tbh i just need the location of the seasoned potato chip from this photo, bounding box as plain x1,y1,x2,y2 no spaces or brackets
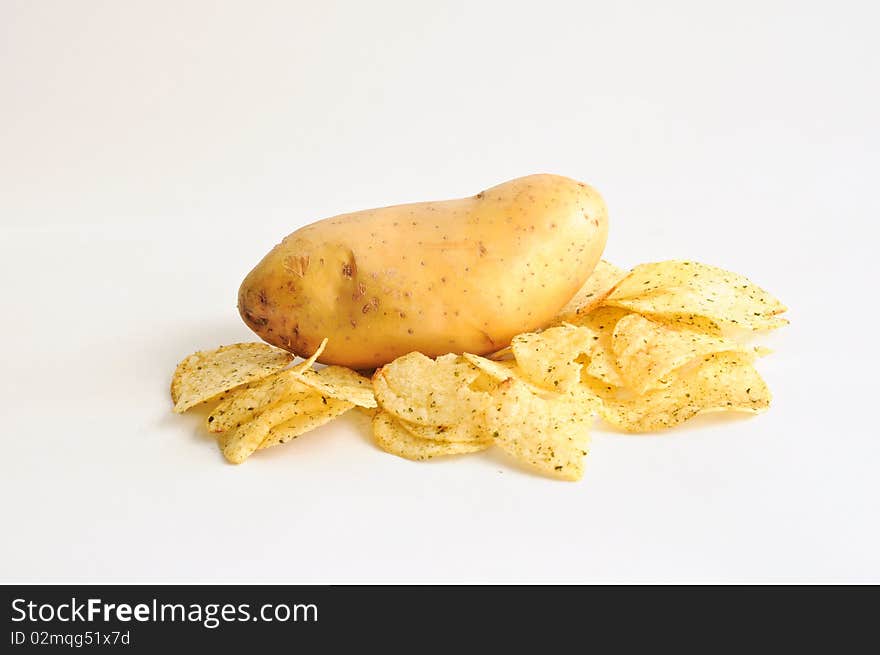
170,343,294,413
219,389,310,463
605,261,787,331
291,365,377,408
552,260,628,324
511,325,596,392
259,395,353,449
356,405,379,419
372,411,490,461
562,305,629,332
218,340,331,463
612,313,747,394
562,306,628,386
207,370,311,433
583,351,770,432
486,345,514,361
398,418,487,443
654,313,724,335
291,337,329,373
485,379,593,480
206,338,329,432
462,353,551,396
372,352,486,427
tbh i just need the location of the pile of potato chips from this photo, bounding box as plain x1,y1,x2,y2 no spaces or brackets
171,339,376,464
171,260,786,480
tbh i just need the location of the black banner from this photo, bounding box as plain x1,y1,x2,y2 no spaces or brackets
1,585,876,650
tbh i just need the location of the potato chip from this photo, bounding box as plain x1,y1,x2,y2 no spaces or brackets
612,313,748,394
372,411,490,461
356,405,379,419
206,338,328,433
219,388,310,463
485,379,593,480
583,351,770,432
259,395,354,449
562,304,629,332
654,313,724,335
461,353,552,396
552,260,628,324
218,340,331,463
398,418,487,443
511,325,596,392
486,345,514,361
291,337,329,373
561,306,629,386
511,316,626,389
207,370,311,433
290,365,377,408
372,352,486,427
467,370,504,393
605,261,787,331
170,343,294,413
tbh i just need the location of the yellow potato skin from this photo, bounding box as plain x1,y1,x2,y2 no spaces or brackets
239,174,608,369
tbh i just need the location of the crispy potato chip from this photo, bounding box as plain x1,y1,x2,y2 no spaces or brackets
219,389,310,463
372,353,486,427
485,379,593,480
372,411,490,461
583,351,770,432
605,261,787,331
654,313,723,335
398,418,487,443
291,365,377,408
486,345,514,361
511,325,596,392
207,370,311,433
206,338,328,433
171,343,294,413
552,260,628,324
291,337,328,373
462,353,552,396
259,395,353,449
562,305,629,332
218,340,331,463
356,405,379,419
612,313,748,394
562,306,628,386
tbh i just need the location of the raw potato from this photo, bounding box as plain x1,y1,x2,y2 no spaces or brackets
238,174,609,368
372,411,491,461
170,343,293,413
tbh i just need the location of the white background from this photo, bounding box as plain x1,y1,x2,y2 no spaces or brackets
1,0,877,583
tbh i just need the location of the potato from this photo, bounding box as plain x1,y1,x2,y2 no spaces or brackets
239,174,608,369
